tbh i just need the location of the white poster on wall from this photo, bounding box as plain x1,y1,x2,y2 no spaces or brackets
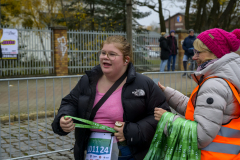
0,29,18,59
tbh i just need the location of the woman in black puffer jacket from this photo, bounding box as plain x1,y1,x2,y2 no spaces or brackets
52,35,170,160
159,33,170,72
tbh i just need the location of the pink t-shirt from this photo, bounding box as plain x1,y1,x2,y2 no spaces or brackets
91,83,124,132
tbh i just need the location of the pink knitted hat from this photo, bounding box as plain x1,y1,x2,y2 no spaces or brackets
197,28,240,58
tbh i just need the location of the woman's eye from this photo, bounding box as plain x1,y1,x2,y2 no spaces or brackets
109,53,116,56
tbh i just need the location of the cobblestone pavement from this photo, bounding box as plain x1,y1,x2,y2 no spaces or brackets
0,117,75,160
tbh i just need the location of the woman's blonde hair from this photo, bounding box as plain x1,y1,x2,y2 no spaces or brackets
193,38,217,62
102,35,133,63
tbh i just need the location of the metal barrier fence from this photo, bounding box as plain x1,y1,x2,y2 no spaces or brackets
0,25,201,77
0,26,54,77
0,71,197,159
142,71,197,96
142,71,197,115
67,30,126,73
67,30,163,73
133,33,161,71
0,75,82,160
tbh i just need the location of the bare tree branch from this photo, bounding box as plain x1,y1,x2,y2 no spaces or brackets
218,0,237,29
135,1,159,13
135,0,166,32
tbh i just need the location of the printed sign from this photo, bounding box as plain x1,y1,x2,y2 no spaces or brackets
0,29,18,59
177,16,182,23
175,23,183,26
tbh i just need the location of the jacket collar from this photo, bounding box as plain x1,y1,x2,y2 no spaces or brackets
126,62,136,84
191,52,240,92
188,35,196,39
85,65,103,84
85,62,136,84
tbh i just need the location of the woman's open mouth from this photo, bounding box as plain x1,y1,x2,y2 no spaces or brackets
103,62,112,67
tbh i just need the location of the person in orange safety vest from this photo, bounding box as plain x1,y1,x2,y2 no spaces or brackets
154,28,240,160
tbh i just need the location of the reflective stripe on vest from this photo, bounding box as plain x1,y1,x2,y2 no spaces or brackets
218,126,240,138
185,77,240,159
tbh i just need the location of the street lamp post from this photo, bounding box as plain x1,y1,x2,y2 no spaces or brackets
163,8,170,34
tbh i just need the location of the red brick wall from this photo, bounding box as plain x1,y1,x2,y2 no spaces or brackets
51,27,68,76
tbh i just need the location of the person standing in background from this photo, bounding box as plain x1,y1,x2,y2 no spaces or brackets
182,29,196,78
167,30,178,71
159,32,170,72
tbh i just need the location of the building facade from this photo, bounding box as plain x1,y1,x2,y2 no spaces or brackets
165,13,185,33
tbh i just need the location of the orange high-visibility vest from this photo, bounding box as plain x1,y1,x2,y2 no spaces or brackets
185,77,240,160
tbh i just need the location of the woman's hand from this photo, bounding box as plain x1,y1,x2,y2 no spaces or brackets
60,116,75,133
158,81,166,91
114,121,126,142
154,108,167,121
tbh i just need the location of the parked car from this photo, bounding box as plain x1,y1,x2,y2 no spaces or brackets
148,51,160,58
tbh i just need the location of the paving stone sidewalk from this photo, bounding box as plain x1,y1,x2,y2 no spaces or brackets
0,117,75,160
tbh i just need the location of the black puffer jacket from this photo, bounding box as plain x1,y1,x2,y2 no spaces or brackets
52,63,170,160
159,36,170,60
167,35,178,55
0,44,2,58
182,35,196,56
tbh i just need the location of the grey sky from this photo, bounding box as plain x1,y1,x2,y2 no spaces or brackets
136,0,185,27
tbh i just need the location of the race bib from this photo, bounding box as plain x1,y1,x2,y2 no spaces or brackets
85,132,118,160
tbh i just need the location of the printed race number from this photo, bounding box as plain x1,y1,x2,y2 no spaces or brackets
87,138,111,155
87,146,109,154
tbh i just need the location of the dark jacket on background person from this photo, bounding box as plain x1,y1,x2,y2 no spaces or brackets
167,35,178,55
159,36,170,60
52,63,171,160
182,35,196,56
0,44,2,58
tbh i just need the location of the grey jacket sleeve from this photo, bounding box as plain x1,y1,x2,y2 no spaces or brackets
163,87,189,116
163,78,230,148
194,79,229,148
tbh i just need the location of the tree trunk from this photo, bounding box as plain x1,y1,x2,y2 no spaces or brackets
158,0,166,32
0,0,1,26
226,15,232,31
123,1,126,32
198,0,208,32
222,14,233,30
90,1,95,31
207,0,220,29
126,0,132,45
218,0,237,29
60,0,67,26
193,0,202,32
185,0,191,30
